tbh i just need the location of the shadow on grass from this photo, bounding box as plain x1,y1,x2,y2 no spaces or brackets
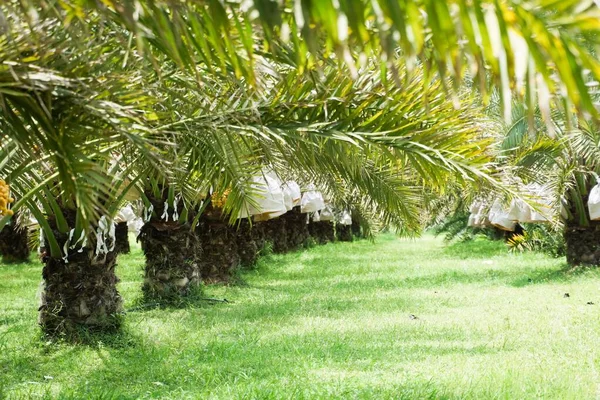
125,292,232,314
39,324,143,349
442,238,507,259
46,311,502,399
510,263,598,287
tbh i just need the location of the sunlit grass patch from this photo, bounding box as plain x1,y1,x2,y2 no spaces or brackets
2,234,600,399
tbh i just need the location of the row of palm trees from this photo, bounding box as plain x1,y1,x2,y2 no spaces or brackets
486,97,600,265
2,1,600,337
436,91,600,265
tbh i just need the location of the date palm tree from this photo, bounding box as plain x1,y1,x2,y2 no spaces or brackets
35,0,599,122
465,94,600,266
4,0,600,335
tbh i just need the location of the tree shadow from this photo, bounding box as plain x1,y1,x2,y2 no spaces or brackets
442,239,507,259
39,324,143,349
510,263,598,287
125,292,231,314
44,311,508,399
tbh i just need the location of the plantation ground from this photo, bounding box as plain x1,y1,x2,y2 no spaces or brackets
2,235,600,399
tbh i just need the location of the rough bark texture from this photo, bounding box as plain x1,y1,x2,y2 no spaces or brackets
564,221,600,266
236,219,265,268
0,222,29,263
336,224,353,242
563,192,600,266
197,206,240,282
138,221,201,300
281,207,309,250
308,221,335,245
138,190,201,301
114,222,130,255
260,217,289,253
39,211,122,335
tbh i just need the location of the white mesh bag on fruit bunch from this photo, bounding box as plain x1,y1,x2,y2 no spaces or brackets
300,184,325,213
527,184,554,223
468,201,480,227
239,174,287,220
489,199,516,231
115,205,136,224
472,202,488,228
507,198,531,222
467,213,477,227
588,181,600,220
560,201,569,220
282,181,301,210
282,185,294,211
469,200,480,214
338,210,352,226
115,204,145,235
311,211,321,222
320,205,334,221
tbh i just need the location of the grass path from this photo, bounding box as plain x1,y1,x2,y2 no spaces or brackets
2,235,600,399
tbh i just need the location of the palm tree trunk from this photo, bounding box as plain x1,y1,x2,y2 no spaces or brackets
138,191,201,301
114,222,130,254
261,217,288,253
39,211,122,335
351,218,363,239
280,207,309,250
0,219,30,263
308,221,335,244
236,219,264,268
564,222,600,266
336,224,353,242
196,206,240,282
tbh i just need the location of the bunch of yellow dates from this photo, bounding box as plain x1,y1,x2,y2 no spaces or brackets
0,180,14,216
211,188,231,209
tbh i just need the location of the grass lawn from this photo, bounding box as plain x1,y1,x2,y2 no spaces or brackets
2,234,600,399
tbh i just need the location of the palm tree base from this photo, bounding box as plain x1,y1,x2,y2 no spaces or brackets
114,222,130,254
281,207,309,250
138,221,201,301
197,216,240,282
39,248,123,335
351,218,363,239
336,225,353,242
236,220,265,268
0,222,29,263
565,224,600,266
261,217,289,253
308,221,335,244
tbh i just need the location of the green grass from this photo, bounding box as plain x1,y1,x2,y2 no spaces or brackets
2,234,600,399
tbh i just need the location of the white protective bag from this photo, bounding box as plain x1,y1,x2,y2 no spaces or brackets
282,186,293,211
507,198,532,222
239,174,287,219
311,211,321,222
560,201,569,220
301,184,325,213
320,205,334,221
338,210,352,226
467,200,480,227
469,201,481,214
115,204,145,235
282,181,301,211
528,184,553,223
489,199,516,231
129,218,145,236
467,213,477,227
115,205,136,224
471,202,488,228
588,183,600,220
